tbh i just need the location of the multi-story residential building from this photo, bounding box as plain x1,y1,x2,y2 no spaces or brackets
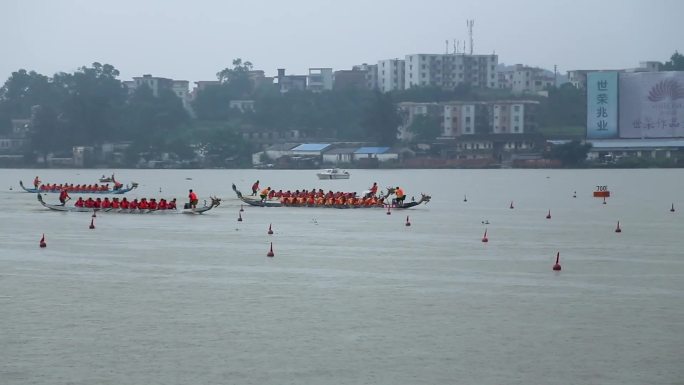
307,68,333,92
442,102,479,136
276,69,307,93
404,53,498,90
333,69,368,90
377,59,405,92
132,74,174,97
399,100,539,140
489,101,533,134
352,63,378,90
510,65,554,94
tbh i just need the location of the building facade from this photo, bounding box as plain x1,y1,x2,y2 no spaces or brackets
405,54,498,90
307,68,333,92
377,59,405,92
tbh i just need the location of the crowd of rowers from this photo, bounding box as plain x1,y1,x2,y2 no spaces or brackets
73,197,178,210
37,183,124,192
257,187,398,207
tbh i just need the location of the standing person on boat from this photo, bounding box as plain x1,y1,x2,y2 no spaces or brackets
395,186,406,206
259,187,271,202
58,188,70,205
368,182,378,198
251,180,260,196
188,189,198,209
33,176,41,188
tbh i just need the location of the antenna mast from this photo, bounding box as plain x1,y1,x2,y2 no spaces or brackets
467,19,474,55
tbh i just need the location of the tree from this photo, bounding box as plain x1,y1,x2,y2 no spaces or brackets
548,140,592,167
121,85,189,154
407,114,442,142
361,92,401,146
538,83,586,128
58,62,127,145
662,51,684,71
28,104,69,161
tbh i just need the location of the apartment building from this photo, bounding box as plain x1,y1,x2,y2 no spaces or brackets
377,59,405,92
307,68,334,92
352,63,378,90
510,65,554,94
404,53,498,90
399,100,539,140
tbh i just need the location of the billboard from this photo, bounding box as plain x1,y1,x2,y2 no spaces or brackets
619,72,684,138
587,72,619,139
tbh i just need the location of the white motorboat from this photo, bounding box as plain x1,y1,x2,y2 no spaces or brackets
316,168,350,180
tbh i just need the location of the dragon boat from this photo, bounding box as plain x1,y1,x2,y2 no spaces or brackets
37,194,221,214
20,180,138,194
232,184,430,209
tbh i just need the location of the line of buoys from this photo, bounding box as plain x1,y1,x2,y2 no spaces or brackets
481,229,489,243
39,234,46,248
509,201,514,209
267,242,274,257
552,252,561,271
268,223,273,235
670,203,675,212
240,204,244,212
615,221,622,233
386,206,391,215
89,218,95,229
237,212,243,222
546,209,551,219
405,216,411,227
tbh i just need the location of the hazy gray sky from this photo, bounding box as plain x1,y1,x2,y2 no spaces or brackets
3,0,682,83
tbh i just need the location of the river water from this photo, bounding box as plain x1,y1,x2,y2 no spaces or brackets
1,168,682,385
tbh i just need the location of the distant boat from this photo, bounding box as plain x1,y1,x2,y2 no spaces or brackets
316,168,350,180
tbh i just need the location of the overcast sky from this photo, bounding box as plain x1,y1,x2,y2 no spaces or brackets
3,0,682,84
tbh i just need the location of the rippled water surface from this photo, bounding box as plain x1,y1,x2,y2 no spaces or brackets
1,168,683,385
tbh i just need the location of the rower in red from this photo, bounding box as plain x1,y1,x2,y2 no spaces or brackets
58,188,70,205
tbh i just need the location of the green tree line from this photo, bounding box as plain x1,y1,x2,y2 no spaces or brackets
10,52,680,166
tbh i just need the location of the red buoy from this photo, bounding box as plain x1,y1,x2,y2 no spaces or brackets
552,252,561,271
267,242,274,257
405,216,411,227
240,204,244,212
238,212,243,222
386,206,391,215
89,218,95,229
615,221,622,233
546,209,551,219
481,229,489,243
39,234,46,248
268,223,273,235
670,203,675,212
509,201,514,209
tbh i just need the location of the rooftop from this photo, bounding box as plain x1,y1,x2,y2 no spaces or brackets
354,147,391,154
291,143,332,152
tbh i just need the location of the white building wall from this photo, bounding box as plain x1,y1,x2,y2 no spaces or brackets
377,59,405,92
461,104,476,135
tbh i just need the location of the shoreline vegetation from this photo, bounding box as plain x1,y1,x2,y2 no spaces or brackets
2,53,683,169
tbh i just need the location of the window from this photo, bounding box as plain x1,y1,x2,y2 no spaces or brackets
514,116,520,122
514,126,519,132
513,105,520,112
465,116,471,123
